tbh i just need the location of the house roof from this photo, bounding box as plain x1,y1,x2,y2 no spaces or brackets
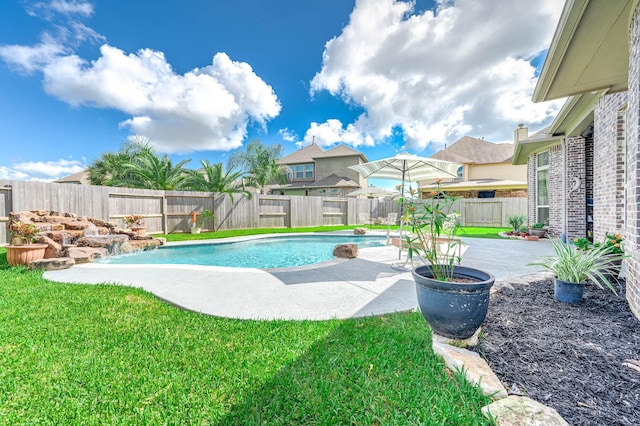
278,143,367,164
54,169,90,185
420,178,527,192
430,136,515,164
271,174,360,190
512,90,603,165
533,0,633,102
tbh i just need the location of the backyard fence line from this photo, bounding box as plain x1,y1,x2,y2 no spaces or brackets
0,179,525,245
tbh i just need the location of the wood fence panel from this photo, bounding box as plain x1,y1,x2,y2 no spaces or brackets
0,185,12,245
322,198,347,226
292,196,322,227
164,191,216,233
258,196,290,228
500,198,528,227
463,201,503,227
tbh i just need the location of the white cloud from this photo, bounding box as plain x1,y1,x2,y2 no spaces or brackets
12,159,86,179
310,0,565,151
0,33,67,74
0,167,30,181
16,43,281,153
303,119,375,148
28,0,94,19
279,128,298,143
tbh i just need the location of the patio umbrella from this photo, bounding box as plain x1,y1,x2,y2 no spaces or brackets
348,153,462,259
346,186,396,199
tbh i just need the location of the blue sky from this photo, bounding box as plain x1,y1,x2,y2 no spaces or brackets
0,0,565,183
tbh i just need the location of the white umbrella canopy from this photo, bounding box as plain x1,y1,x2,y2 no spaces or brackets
348,153,462,261
346,186,396,198
348,153,461,184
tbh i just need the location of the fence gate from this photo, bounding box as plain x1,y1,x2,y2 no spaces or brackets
464,201,502,227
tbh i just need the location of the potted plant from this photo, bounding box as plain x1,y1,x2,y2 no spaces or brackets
529,239,628,304
507,214,526,233
191,209,215,234
123,214,146,236
529,222,547,238
401,180,495,339
6,220,47,266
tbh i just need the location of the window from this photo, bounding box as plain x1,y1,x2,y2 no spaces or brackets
536,151,549,224
456,166,463,181
288,163,314,180
478,190,495,198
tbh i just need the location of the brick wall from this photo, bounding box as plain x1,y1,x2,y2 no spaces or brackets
625,6,640,319
593,92,627,241
565,137,587,240
547,144,563,237
527,155,536,227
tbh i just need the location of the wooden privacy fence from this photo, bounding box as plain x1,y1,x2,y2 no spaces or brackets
0,179,526,244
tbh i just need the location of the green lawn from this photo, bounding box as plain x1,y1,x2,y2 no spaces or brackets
158,224,511,242
0,229,495,424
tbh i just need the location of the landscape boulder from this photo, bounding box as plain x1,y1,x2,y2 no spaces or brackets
333,243,359,258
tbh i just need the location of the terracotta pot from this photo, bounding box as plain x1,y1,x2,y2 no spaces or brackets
6,244,48,266
130,226,147,237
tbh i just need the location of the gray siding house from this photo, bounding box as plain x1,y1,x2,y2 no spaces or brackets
270,143,368,197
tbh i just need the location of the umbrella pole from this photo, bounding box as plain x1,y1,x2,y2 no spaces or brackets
398,165,406,260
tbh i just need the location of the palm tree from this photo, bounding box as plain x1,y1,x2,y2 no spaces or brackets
119,150,192,190
86,138,155,186
228,139,286,194
183,160,252,201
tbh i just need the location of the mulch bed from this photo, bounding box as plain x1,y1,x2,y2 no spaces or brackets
474,277,640,425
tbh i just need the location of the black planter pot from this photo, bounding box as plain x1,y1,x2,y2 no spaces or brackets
554,278,584,304
412,265,495,339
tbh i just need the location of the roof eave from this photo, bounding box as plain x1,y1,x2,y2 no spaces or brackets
533,0,632,103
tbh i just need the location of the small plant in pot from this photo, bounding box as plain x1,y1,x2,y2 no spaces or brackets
528,239,628,304
400,180,495,339
507,214,526,233
529,222,547,238
191,209,215,234
9,220,40,245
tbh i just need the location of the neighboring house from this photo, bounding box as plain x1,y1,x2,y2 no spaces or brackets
512,0,640,319
270,143,368,197
54,169,90,185
422,135,527,198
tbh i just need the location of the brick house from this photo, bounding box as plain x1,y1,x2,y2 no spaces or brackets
512,0,640,319
269,143,369,197
423,135,528,199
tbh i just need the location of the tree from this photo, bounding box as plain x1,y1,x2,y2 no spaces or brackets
119,149,192,190
86,139,153,186
183,160,252,201
227,139,286,194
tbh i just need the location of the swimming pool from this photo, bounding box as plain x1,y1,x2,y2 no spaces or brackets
97,234,387,269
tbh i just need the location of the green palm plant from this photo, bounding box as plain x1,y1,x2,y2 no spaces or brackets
116,150,191,190
183,160,252,201
228,139,286,194
87,138,156,187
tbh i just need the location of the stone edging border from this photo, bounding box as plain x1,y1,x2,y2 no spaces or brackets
431,272,570,425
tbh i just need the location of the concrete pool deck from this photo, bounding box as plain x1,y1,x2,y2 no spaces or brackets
42,232,556,320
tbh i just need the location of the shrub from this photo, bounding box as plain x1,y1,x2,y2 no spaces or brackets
507,215,526,231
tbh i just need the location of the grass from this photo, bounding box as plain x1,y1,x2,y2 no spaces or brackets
0,259,491,424
0,227,504,424
158,224,511,242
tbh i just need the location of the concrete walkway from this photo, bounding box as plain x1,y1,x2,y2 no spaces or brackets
43,233,556,320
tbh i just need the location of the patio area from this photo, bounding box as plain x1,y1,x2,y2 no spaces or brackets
43,232,556,320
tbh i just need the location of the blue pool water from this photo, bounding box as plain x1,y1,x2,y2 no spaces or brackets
98,235,386,269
